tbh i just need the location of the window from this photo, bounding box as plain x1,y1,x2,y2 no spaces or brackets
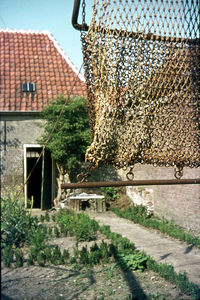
22,83,36,92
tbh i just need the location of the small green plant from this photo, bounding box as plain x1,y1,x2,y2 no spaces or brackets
48,227,52,237
89,249,102,265
73,241,79,260
28,226,47,259
42,225,47,235
70,256,77,264
51,214,56,222
102,187,120,201
54,226,60,238
15,248,24,267
44,211,50,222
79,246,90,265
57,211,99,242
37,251,46,267
99,225,112,238
27,253,34,266
51,245,61,265
63,248,70,259
44,246,52,261
39,214,45,223
117,252,148,272
99,240,111,263
62,226,68,237
61,248,70,265
2,245,14,267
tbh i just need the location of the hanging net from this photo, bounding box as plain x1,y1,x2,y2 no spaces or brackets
81,0,200,178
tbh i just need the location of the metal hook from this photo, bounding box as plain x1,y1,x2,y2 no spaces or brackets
174,164,184,179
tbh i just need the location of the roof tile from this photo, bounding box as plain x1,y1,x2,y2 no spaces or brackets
0,29,86,112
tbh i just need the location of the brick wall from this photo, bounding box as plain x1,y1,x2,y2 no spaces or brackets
0,118,44,189
118,165,200,232
74,162,200,232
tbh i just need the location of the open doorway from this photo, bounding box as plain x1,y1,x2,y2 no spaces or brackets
24,144,52,210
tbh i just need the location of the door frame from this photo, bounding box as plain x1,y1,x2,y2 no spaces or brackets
23,144,43,208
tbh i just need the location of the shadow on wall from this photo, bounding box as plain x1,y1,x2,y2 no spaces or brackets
74,163,121,182
71,162,121,194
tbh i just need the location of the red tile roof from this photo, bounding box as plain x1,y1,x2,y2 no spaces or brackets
0,29,86,112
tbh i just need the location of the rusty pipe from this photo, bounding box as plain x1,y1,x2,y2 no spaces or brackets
61,179,200,189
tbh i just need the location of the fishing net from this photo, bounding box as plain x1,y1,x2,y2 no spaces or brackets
81,0,200,179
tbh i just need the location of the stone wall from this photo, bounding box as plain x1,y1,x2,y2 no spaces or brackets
0,117,44,189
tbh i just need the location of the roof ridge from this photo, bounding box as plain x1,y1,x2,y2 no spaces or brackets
0,28,85,82
0,28,51,34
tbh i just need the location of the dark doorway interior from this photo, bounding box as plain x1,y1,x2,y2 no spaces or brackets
27,148,42,208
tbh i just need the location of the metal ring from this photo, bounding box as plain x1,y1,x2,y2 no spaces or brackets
175,170,183,179
126,172,134,181
76,173,85,183
174,165,183,179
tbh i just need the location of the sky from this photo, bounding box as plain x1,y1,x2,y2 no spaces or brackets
0,0,199,73
0,0,94,73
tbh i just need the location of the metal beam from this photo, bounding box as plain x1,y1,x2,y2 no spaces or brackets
61,179,200,189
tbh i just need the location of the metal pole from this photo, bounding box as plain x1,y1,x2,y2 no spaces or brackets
61,179,200,189
72,0,88,31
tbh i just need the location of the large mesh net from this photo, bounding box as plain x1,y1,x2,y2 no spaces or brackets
81,0,200,178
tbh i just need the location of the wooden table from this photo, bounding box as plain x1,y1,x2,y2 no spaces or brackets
69,193,105,212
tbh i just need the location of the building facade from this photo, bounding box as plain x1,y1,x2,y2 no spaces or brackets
0,29,86,209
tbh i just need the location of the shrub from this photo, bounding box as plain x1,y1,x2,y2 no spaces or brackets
51,245,61,265
28,226,47,259
90,243,102,265
102,187,120,201
89,250,102,265
79,246,90,265
1,180,37,248
98,225,112,238
117,252,148,272
57,211,99,242
61,249,70,265
15,248,24,267
2,245,14,267
99,240,111,263
74,215,99,241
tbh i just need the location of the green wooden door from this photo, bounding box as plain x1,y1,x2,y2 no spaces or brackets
41,149,52,210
